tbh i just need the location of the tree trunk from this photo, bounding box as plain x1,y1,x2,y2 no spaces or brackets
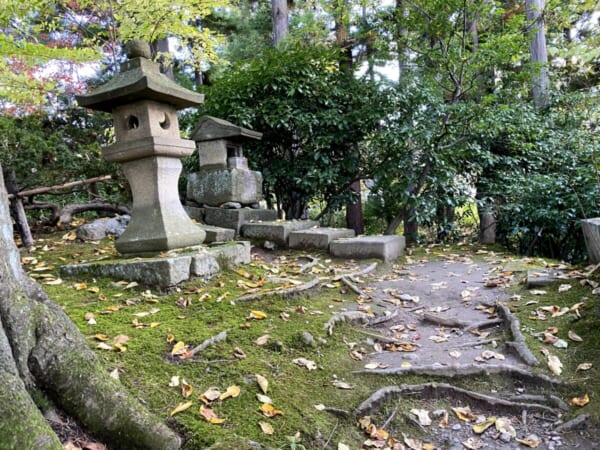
526,0,549,108
346,180,364,235
3,168,34,248
0,165,181,449
151,37,175,80
271,0,289,46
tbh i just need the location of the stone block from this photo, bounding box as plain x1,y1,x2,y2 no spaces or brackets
289,227,355,250
187,169,263,206
204,207,278,235
242,220,319,246
199,225,235,243
183,205,205,222
329,235,405,263
198,140,227,169
62,256,193,288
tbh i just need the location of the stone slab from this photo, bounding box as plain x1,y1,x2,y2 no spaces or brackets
184,205,205,222
329,235,405,263
198,225,235,243
187,169,263,206
242,220,319,246
289,227,355,250
61,242,251,288
204,207,277,235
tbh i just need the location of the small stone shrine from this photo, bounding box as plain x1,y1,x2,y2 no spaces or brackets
186,116,264,207
76,40,206,254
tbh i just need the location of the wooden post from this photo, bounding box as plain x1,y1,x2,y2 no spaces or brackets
2,169,34,248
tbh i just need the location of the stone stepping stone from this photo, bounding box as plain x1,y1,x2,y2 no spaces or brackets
241,220,318,246
289,227,355,250
329,235,405,263
526,269,566,288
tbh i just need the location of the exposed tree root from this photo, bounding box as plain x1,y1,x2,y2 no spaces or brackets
462,318,504,333
237,277,320,302
368,310,399,326
450,338,497,348
334,262,378,281
340,275,370,299
354,382,560,418
505,394,569,411
356,329,406,344
552,414,590,434
320,406,351,417
298,255,319,274
422,312,469,328
325,311,372,335
188,330,227,357
353,363,568,388
496,303,539,366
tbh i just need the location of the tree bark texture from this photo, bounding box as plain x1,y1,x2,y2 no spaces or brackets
0,165,181,450
526,0,549,108
346,180,364,235
3,169,34,248
271,0,289,46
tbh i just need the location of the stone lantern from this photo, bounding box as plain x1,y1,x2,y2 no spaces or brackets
76,40,205,254
186,116,263,207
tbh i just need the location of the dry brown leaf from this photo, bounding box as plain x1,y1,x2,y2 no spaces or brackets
254,334,271,346
452,406,477,422
410,409,432,426
181,379,193,398
462,437,483,450
568,330,583,342
577,362,593,371
200,405,225,424
256,374,269,394
495,417,516,437
570,394,590,407
200,387,221,404
259,421,274,435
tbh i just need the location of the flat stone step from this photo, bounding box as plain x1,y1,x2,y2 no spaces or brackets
289,227,355,250
526,269,566,288
199,224,235,243
329,235,405,263
242,220,319,246
61,242,251,288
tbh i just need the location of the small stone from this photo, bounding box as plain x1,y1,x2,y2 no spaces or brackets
548,443,556,450
263,240,276,250
301,332,316,347
500,432,512,443
451,424,462,431
431,409,447,418
403,354,418,361
221,201,242,209
399,293,413,301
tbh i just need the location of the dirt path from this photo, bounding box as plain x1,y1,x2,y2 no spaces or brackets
346,251,595,450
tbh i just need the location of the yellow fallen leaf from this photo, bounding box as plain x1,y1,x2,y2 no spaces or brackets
452,406,477,422
570,394,590,407
87,286,100,294
169,401,192,416
220,385,241,400
200,405,225,424
259,421,274,435
44,278,63,285
166,334,175,343
235,269,253,279
181,379,193,398
495,417,516,437
516,436,541,448
259,403,283,417
248,310,267,320
94,334,110,342
472,416,496,434
171,341,187,356
73,282,87,290
256,374,269,394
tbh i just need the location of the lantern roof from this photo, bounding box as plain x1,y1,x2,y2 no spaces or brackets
191,116,262,143
76,40,204,113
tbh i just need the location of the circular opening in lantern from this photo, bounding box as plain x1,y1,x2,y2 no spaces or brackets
127,115,140,129
159,113,170,130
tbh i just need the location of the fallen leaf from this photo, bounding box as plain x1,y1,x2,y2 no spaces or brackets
200,405,225,424
259,403,283,417
220,385,241,400
429,335,448,343
332,380,353,389
113,334,129,345
259,421,274,435
577,362,593,371
96,342,113,351
256,374,269,394
410,409,432,426
516,435,541,448
568,330,583,342
337,444,350,450
109,368,119,380
462,437,483,450
530,290,547,295
248,310,267,320
472,416,496,434
168,375,180,387
200,387,221,404
292,357,317,370
255,334,271,346
233,347,247,359
171,341,187,356
558,284,572,293
449,350,461,359
170,401,192,416
452,406,477,422
495,417,516,437
570,394,590,407
94,333,110,342
403,433,423,450
181,379,193,398
256,393,272,404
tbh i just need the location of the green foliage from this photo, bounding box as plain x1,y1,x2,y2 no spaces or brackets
194,44,387,218
476,93,600,262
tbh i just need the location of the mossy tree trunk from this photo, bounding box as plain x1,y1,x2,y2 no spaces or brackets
0,165,181,450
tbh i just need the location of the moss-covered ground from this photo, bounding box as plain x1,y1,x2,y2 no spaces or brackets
22,233,600,449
